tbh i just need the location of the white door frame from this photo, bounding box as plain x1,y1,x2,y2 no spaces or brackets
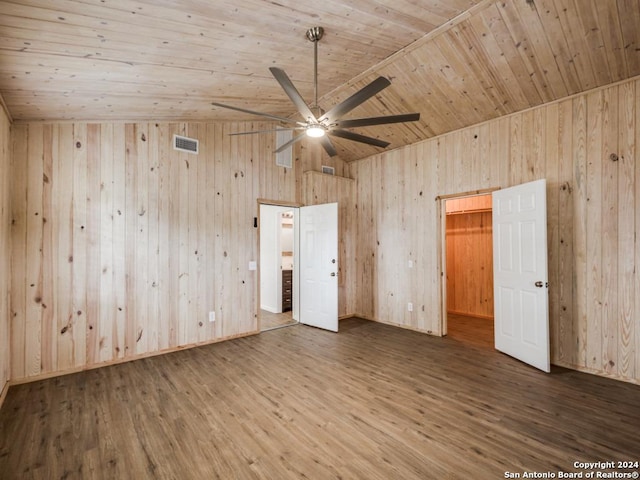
257,199,302,330
438,188,500,336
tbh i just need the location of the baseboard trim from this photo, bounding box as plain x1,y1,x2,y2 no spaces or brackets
9,329,259,387
552,360,639,386
447,310,494,321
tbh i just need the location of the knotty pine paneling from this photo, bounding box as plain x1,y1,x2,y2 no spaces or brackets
445,195,492,214
445,209,494,320
9,121,346,380
301,171,356,317
313,0,640,161
295,141,351,203
3,1,639,162
0,0,481,124
0,105,10,395
352,77,640,384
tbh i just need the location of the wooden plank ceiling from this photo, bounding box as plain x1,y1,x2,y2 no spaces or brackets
1,0,639,161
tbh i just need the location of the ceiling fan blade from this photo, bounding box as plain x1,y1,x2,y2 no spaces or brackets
319,136,338,157
328,129,390,148
319,77,391,124
212,102,303,125
335,113,420,128
229,127,303,136
269,67,318,122
275,133,307,154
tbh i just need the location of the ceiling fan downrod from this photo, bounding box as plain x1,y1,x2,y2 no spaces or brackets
306,26,324,118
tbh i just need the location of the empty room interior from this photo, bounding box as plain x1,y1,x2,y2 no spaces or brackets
1,0,640,478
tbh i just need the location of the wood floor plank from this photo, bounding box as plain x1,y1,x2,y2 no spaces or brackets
259,310,295,331
1,318,639,479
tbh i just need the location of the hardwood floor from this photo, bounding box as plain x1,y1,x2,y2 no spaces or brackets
260,309,296,331
446,313,494,349
1,318,639,479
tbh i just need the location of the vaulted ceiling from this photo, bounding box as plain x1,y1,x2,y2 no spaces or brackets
1,0,639,161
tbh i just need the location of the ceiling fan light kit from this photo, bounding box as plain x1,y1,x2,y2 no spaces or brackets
212,27,420,157
305,125,326,138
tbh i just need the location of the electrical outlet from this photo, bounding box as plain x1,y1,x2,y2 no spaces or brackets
408,260,413,268
407,302,413,312
209,311,216,322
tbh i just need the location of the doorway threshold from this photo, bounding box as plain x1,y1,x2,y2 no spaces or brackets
260,309,297,332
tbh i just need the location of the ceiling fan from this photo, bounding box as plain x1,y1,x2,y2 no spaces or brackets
211,27,421,157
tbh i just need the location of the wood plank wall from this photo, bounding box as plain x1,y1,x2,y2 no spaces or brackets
302,171,356,317
296,142,351,201
352,77,640,384
0,105,10,395
8,121,346,381
445,196,493,319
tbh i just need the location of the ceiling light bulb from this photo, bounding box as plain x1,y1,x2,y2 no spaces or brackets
306,125,326,138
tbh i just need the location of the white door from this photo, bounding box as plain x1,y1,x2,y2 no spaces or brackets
492,179,550,372
299,203,338,332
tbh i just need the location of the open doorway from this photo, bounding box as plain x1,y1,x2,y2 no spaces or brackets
442,194,494,348
259,204,299,331
258,201,339,333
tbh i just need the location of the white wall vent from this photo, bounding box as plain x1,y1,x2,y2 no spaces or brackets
275,128,293,168
321,165,335,175
173,134,199,154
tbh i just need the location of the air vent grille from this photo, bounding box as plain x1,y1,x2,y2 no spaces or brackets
173,134,199,154
275,128,293,168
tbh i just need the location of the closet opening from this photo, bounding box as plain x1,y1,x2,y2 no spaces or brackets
441,193,494,348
